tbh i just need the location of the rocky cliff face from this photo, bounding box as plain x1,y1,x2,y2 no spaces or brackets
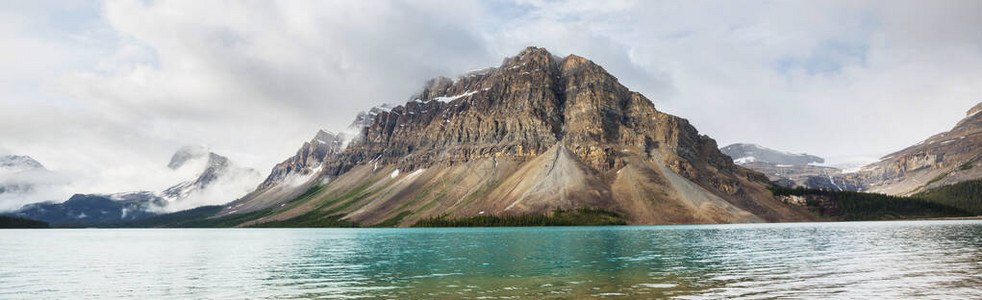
223,47,813,225
842,102,982,195
326,48,746,182
349,104,395,132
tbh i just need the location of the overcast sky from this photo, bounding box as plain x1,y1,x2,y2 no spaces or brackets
2,0,981,201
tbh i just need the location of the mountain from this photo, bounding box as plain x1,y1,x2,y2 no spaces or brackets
10,192,163,226
159,146,262,210
0,155,45,172
225,130,348,213
0,155,47,195
719,143,855,190
842,102,982,195
720,143,824,165
216,47,813,226
0,155,71,211
256,130,346,190
722,102,982,197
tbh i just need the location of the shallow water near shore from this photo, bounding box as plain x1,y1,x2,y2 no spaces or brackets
2,220,981,299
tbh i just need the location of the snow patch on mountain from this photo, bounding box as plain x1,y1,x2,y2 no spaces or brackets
430,90,482,103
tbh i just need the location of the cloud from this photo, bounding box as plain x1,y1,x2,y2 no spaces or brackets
484,0,982,160
2,0,982,209
0,168,71,211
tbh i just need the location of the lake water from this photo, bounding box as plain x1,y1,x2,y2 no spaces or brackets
1,221,981,299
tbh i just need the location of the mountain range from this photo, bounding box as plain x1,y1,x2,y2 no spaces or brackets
3,147,261,226
726,102,981,196
3,47,979,227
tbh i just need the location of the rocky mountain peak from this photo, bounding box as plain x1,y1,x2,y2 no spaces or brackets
0,155,57,210
167,145,210,170
967,102,982,118
327,46,735,176
315,50,745,193
256,130,347,190
417,77,456,101
161,148,232,199
561,54,590,68
314,130,340,144
501,46,561,69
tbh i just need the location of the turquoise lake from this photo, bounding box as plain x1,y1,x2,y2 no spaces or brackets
2,220,981,299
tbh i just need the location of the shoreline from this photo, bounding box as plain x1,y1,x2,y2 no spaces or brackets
913,215,982,221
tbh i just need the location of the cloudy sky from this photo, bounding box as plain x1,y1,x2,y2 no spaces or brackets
2,0,981,205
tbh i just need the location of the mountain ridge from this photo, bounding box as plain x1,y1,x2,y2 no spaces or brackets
5,147,261,226
724,102,982,196
720,143,824,166
848,101,982,195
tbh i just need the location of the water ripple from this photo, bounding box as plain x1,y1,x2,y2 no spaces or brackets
1,221,981,298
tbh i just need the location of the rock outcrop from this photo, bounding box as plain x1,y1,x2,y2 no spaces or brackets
222,47,814,226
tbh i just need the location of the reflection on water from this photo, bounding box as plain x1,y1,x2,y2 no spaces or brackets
1,221,981,299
